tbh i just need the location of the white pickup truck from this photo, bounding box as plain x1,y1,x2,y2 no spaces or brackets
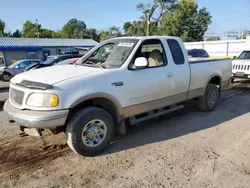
4,36,232,156
231,50,250,81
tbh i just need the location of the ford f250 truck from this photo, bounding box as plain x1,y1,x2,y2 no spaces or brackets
4,36,232,156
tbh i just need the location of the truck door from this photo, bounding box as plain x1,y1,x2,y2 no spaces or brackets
165,39,190,98
125,39,175,108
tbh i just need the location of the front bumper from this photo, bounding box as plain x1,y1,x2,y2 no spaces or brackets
231,73,250,79
3,100,69,129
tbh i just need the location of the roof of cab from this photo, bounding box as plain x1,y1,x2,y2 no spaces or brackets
111,36,181,40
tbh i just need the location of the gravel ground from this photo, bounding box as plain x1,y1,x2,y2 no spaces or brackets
0,89,8,104
1,87,250,188
0,81,9,89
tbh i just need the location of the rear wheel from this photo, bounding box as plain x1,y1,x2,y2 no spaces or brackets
66,107,115,156
1,72,11,82
198,83,220,112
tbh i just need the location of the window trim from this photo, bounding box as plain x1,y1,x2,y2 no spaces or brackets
167,39,185,65
128,39,167,71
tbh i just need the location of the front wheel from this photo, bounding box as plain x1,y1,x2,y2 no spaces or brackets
66,107,115,156
1,72,11,82
197,83,220,112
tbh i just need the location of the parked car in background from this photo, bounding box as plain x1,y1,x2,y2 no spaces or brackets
4,36,232,156
46,55,57,60
55,58,80,65
25,54,82,71
188,49,210,58
0,59,41,82
231,50,250,82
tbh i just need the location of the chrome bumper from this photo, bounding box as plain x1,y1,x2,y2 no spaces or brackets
3,100,69,129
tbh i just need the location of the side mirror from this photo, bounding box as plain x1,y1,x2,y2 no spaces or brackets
134,57,149,68
232,56,237,60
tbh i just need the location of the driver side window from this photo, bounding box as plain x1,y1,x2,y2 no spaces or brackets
130,39,167,69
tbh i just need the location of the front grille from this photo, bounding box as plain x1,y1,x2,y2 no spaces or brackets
233,64,250,71
10,87,25,105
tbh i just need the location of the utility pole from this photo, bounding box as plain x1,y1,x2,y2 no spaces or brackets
36,19,39,38
146,12,149,36
144,11,150,36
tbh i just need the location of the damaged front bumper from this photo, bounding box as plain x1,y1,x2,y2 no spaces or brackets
4,100,69,129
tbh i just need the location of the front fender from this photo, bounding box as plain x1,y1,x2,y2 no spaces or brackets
68,92,123,115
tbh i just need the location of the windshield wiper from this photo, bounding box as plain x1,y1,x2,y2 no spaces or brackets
83,61,105,68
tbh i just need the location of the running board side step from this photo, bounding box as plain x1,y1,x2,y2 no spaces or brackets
129,105,184,125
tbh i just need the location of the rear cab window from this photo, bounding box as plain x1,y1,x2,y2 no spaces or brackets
167,39,185,65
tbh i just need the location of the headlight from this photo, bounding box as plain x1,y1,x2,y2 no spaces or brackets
27,93,59,107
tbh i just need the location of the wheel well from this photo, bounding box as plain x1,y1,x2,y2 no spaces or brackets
208,76,221,87
3,71,11,75
68,98,120,124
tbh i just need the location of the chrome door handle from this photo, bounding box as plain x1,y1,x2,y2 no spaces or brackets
167,73,173,78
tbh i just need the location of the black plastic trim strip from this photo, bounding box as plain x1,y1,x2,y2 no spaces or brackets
17,80,52,90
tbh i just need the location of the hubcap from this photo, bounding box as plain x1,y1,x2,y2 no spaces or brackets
3,74,10,80
207,90,217,107
81,119,107,148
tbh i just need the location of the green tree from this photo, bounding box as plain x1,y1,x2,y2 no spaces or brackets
22,21,41,38
62,18,87,38
100,31,110,41
85,28,100,41
52,30,65,38
99,26,122,41
124,21,157,36
124,0,211,41
124,0,176,36
0,19,6,36
12,29,22,37
40,29,53,38
159,0,212,41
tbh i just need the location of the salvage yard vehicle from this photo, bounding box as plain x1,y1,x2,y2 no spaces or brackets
24,54,82,71
55,58,80,66
188,49,210,58
0,59,41,82
4,36,232,156
231,50,250,82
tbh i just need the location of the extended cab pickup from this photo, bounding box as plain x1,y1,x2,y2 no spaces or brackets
4,36,232,156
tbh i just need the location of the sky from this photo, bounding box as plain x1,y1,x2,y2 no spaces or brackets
1,0,250,37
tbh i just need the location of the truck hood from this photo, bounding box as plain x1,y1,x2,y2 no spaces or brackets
232,59,250,64
11,65,105,85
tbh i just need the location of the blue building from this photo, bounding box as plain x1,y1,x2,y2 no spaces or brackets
0,37,98,66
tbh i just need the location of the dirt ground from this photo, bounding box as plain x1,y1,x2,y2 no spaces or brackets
1,86,250,188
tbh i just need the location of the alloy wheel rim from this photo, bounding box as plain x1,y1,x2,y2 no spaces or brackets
81,119,107,148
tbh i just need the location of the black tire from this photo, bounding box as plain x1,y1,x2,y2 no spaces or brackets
197,83,220,112
66,107,115,156
1,72,11,82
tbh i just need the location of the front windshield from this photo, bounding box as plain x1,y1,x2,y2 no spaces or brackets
43,57,56,65
8,60,22,68
238,51,250,59
76,39,139,68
